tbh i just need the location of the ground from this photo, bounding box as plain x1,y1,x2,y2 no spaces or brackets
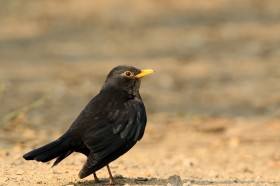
2,115,280,185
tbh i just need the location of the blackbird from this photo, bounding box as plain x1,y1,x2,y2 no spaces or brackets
23,65,154,184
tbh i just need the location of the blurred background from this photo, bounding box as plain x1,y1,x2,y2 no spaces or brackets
1,1,280,185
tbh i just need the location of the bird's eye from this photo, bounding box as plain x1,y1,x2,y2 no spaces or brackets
124,71,133,77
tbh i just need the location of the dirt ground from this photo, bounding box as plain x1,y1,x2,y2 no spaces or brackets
1,1,280,185
2,115,280,185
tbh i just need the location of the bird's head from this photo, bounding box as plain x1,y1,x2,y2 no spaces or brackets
102,65,154,96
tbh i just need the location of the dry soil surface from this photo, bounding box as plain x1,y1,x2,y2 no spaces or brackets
2,116,280,186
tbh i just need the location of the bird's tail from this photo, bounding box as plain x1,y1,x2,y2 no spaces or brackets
23,136,72,167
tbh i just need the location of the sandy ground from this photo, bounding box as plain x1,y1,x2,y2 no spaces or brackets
2,116,280,186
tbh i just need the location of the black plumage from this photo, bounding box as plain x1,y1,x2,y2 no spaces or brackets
23,65,154,184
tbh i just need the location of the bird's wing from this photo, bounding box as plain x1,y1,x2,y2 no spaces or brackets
79,98,147,178
110,98,147,141
84,97,146,156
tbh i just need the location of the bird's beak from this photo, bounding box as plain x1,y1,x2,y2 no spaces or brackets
135,69,155,79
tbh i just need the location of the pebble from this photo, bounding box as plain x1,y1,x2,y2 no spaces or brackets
15,170,24,175
168,175,183,186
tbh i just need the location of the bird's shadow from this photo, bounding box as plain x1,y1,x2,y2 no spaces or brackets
67,175,280,186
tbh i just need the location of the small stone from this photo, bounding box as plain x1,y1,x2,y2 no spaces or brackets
243,167,254,174
189,162,194,167
15,170,24,175
168,175,183,186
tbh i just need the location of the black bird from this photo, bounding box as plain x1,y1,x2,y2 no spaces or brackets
23,65,154,184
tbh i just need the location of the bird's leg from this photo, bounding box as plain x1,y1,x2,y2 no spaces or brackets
93,172,100,182
106,164,115,185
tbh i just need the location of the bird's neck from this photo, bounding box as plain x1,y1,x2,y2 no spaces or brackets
101,85,140,99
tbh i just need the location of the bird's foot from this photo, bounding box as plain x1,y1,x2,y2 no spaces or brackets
106,164,115,185
93,173,100,183
108,178,115,185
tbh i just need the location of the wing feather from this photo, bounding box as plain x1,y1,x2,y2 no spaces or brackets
79,96,147,178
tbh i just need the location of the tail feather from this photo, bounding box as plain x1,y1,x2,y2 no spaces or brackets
23,136,72,165
52,150,72,167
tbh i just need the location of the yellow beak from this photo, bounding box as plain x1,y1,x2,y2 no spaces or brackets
135,69,155,79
